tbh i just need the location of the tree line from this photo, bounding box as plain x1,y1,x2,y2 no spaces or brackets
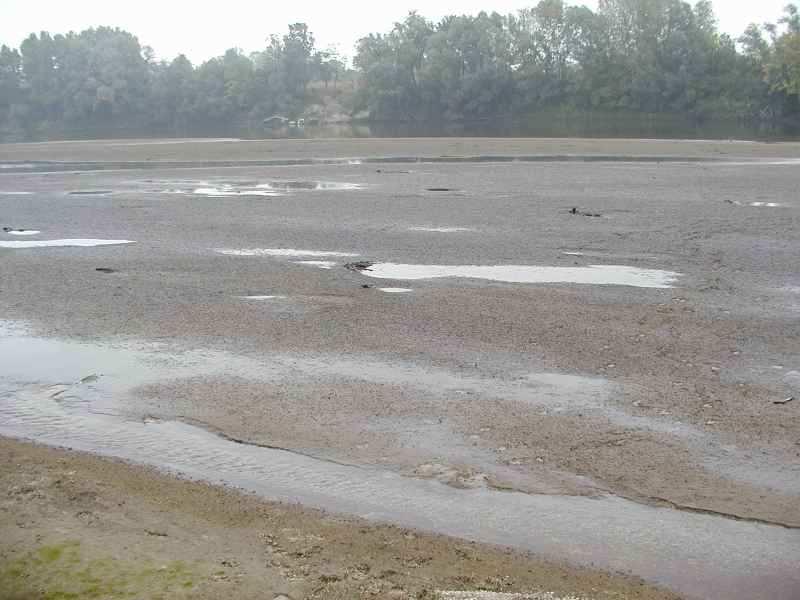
1,0,799,141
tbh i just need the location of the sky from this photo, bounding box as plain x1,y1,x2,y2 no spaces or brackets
0,0,795,64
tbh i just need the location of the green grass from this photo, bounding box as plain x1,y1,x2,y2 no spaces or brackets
0,541,201,599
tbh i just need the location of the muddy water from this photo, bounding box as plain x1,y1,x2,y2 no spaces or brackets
1,323,799,600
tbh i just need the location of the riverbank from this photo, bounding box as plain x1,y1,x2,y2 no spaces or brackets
0,437,678,600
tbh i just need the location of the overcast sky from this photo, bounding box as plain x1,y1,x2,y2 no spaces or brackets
1,0,795,64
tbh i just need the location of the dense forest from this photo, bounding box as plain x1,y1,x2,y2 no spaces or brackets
1,0,799,141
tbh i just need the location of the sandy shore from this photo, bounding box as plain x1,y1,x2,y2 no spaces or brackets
1,138,799,599
0,438,678,600
2,136,800,163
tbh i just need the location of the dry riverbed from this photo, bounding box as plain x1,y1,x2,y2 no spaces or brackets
2,137,800,599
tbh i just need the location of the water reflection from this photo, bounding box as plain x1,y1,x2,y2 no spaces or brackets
260,110,798,141
38,110,798,142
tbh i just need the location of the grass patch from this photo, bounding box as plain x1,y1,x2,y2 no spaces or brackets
0,541,201,599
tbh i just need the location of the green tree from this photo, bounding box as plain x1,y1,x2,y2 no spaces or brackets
0,45,26,136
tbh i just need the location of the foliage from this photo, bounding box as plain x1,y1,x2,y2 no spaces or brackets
0,2,799,140
353,1,800,125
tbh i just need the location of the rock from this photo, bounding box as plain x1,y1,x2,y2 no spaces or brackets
568,207,602,217
345,261,374,272
145,529,168,537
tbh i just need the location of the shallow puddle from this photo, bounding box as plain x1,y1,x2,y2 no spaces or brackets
152,180,364,197
0,239,134,249
293,260,337,269
0,163,36,170
409,227,475,233
379,288,413,293
237,295,287,300
0,319,791,496
0,191,34,195
216,248,358,258
259,180,364,191
749,202,783,207
3,229,41,236
1,323,798,600
193,186,280,197
67,190,114,196
355,263,680,289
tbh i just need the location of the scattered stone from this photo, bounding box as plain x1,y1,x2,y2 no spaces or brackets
361,284,373,289
95,267,117,273
426,187,456,192
145,529,168,537
569,207,602,217
773,397,795,405
345,261,374,272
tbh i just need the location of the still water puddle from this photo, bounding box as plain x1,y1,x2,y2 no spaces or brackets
0,163,36,170
294,260,337,269
259,180,364,191
0,239,134,249
0,323,798,600
216,248,358,258
356,264,679,289
150,180,364,197
4,229,41,236
0,191,34,195
193,186,280,197
408,227,476,233
379,288,413,293
749,202,783,207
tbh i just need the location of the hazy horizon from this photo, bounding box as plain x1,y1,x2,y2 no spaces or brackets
1,0,796,64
